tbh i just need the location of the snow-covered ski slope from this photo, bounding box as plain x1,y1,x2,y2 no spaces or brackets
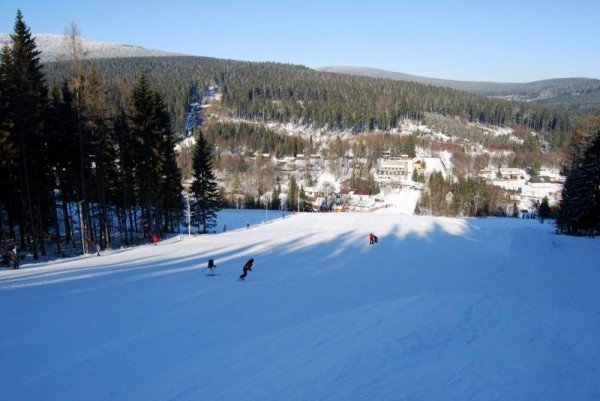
1,212,599,401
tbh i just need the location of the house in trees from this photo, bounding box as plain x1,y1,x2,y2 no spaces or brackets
477,168,498,181
499,168,525,180
375,155,413,188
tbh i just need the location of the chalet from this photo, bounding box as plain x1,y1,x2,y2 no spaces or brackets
528,176,555,188
499,168,525,180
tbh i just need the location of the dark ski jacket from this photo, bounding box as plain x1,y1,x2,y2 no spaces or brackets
243,259,254,271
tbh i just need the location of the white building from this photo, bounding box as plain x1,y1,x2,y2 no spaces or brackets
375,156,413,188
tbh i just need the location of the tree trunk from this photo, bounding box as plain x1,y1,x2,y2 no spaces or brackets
61,195,72,245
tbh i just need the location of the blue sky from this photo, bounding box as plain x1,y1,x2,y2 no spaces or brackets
1,0,599,82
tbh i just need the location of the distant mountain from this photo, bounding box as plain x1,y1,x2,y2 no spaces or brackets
0,33,182,62
319,66,600,114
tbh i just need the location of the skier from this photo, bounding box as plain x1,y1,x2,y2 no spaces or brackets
207,258,217,275
223,224,227,232
369,233,378,244
151,233,159,246
86,237,101,256
239,258,254,280
246,221,250,229
10,246,19,269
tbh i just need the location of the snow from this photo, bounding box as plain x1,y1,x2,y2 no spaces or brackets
379,189,421,214
422,157,450,177
1,212,599,401
0,33,180,62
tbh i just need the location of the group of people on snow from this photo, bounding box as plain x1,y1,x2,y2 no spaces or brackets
205,257,254,280
204,232,377,280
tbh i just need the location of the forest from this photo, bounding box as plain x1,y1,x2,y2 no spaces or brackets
42,55,575,150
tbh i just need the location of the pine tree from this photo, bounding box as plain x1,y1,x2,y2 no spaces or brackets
191,132,220,233
557,119,600,235
1,10,51,258
270,185,281,210
159,118,184,232
538,197,551,223
288,175,298,211
512,202,520,218
130,74,167,235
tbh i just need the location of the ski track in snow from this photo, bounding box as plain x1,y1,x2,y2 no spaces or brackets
0,212,599,401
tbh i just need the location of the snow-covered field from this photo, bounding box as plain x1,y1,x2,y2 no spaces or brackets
1,212,599,401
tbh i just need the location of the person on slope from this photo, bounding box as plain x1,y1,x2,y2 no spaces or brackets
207,258,217,275
239,258,254,280
151,233,159,246
369,233,378,245
10,246,19,269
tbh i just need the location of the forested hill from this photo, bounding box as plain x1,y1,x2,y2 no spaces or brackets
0,33,181,62
43,56,574,148
319,66,600,115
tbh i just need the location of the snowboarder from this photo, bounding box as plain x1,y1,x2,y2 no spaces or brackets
151,233,159,246
369,233,378,244
207,258,217,275
239,258,254,280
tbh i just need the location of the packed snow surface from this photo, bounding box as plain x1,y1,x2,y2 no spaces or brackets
1,212,599,401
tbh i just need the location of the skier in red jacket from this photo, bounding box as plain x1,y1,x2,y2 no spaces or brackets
239,258,254,280
369,233,378,244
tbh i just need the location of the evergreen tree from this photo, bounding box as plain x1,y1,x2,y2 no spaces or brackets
288,175,298,211
538,197,551,222
191,132,220,233
557,119,600,235
270,186,281,210
130,74,167,235
299,185,307,212
1,10,51,258
512,202,520,218
159,113,184,232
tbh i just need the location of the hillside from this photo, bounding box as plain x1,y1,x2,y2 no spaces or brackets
0,33,181,62
7,33,571,144
42,56,574,147
319,66,600,114
1,211,599,400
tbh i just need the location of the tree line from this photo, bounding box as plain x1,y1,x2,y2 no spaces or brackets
0,13,189,258
41,49,575,151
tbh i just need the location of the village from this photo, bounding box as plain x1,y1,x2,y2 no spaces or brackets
172,84,566,218
198,147,565,216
